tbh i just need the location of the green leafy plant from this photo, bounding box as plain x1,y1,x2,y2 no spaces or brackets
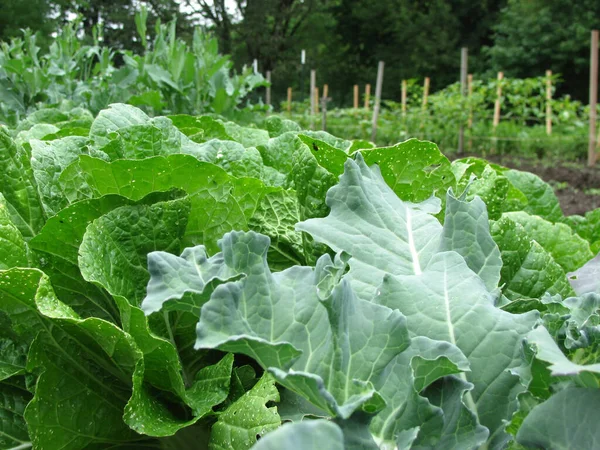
1,104,600,449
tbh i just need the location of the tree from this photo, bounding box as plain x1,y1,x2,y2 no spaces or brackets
487,0,600,100
51,0,189,50
182,0,326,68
0,0,56,44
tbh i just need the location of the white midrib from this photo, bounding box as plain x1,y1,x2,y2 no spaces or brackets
405,209,422,275
443,269,479,418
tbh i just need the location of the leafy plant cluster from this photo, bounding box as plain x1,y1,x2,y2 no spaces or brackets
283,75,589,160
2,102,600,449
0,8,265,127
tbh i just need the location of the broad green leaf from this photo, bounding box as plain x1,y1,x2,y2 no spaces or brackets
190,231,409,418
453,158,527,215
503,211,593,272
250,420,344,450
14,123,59,146
0,338,27,381
349,139,375,152
100,122,185,160
504,169,563,222
0,127,45,238
0,269,141,449
491,216,574,301
185,352,234,417
0,193,28,270
17,109,69,129
248,188,304,269
169,115,233,142
440,189,502,291
30,136,91,216
300,130,351,152
567,253,600,295
360,139,455,203
90,103,150,148
378,252,537,449
0,381,31,449
30,195,134,266
298,134,348,175
563,208,600,254
196,232,408,418
516,387,600,450
335,414,380,450
0,268,223,444
222,121,269,148
79,197,190,306
264,116,301,138
28,195,146,321
420,376,489,450
297,154,443,300
526,325,600,375
209,372,280,450
462,164,510,221
142,244,240,315
258,132,336,219
370,336,480,449
194,139,264,180
59,155,257,253
276,388,329,422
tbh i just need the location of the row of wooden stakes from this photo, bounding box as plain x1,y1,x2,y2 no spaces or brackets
284,71,555,136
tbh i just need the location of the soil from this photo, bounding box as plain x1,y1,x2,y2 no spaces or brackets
452,153,600,216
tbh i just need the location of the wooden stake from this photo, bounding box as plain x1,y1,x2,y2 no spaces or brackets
467,74,473,150
321,96,327,131
364,84,371,110
315,87,320,114
323,84,329,100
458,47,468,154
353,85,359,109
590,30,599,166
422,77,430,107
371,61,385,142
467,74,473,128
546,70,552,135
493,72,504,129
287,87,292,114
310,69,316,116
266,71,272,106
420,77,430,131
401,80,407,117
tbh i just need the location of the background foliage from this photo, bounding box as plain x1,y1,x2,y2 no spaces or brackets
2,0,600,107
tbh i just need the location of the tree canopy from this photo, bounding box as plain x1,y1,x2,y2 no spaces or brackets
1,0,598,104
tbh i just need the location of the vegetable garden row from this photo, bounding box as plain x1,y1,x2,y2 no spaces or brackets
3,9,600,450
2,100,600,450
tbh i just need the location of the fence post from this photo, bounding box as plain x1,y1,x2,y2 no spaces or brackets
401,80,407,118
371,61,385,142
321,96,327,131
420,77,430,131
493,72,504,129
266,71,271,107
458,47,468,154
287,87,292,115
323,84,329,100
310,69,316,115
353,85,359,109
315,87,320,114
467,74,474,150
589,30,599,166
545,70,552,135
422,77,430,108
365,84,371,110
